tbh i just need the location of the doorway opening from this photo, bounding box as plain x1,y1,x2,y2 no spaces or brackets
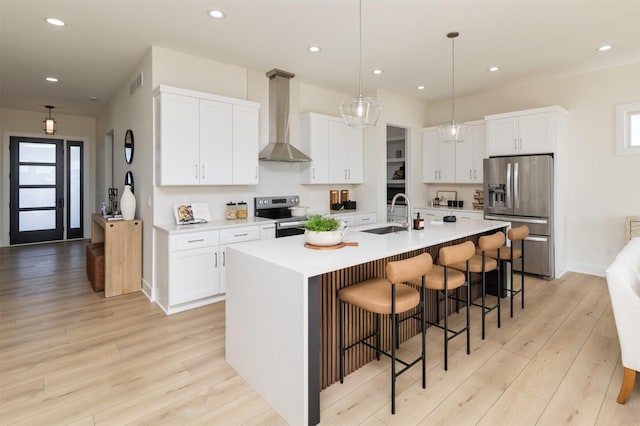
386,125,408,221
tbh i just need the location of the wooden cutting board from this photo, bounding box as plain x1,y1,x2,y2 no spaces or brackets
304,241,359,250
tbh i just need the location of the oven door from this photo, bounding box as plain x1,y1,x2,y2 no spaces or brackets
276,220,306,238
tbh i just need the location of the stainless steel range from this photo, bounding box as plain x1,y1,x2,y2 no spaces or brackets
254,195,306,238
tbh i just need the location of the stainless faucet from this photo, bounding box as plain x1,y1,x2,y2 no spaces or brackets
390,193,412,231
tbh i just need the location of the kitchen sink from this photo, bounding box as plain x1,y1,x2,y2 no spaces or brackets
361,225,408,235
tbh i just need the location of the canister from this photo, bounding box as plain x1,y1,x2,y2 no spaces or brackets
329,190,339,205
340,190,349,203
237,202,247,219
225,202,237,220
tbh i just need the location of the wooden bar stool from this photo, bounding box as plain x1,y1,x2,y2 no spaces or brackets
413,241,475,371
484,225,529,317
338,253,432,414
450,231,504,339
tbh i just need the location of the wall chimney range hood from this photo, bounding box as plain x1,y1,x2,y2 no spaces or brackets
259,69,311,162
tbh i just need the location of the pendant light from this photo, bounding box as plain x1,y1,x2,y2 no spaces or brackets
43,105,57,135
340,0,382,127
438,32,466,143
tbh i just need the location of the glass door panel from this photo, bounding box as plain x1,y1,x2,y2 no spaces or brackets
67,141,84,239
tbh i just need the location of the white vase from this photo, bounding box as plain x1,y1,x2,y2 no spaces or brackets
304,229,344,246
120,184,136,220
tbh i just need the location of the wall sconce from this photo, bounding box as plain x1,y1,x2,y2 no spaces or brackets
43,105,57,135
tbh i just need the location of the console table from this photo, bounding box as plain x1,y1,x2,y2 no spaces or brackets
91,213,142,297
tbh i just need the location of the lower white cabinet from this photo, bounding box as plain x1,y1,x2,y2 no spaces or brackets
416,208,484,221
156,224,266,314
332,211,377,228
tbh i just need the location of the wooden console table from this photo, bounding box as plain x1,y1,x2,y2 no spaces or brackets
91,213,142,297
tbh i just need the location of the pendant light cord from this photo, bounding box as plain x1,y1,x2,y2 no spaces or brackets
358,0,363,96
450,34,455,121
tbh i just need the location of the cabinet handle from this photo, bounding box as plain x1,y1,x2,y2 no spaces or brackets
223,251,226,267
474,169,477,179
255,166,258,180
312,168,315,179
519,138,523,150
215,252,218,267
348,169,351,179
435,171,437,180
514,138,518,150
195,164,198,180
439,170,442,179
201,164,205,180
344,169,347,179
362,217,371,221
188,238,204,243
469,169,472,179
233,233,248,237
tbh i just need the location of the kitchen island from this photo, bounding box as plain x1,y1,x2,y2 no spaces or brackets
225,219,508,425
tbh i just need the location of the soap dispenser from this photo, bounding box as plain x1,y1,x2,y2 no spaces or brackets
414,212,424,230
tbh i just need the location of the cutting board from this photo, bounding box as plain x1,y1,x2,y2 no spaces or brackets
304,241,359,250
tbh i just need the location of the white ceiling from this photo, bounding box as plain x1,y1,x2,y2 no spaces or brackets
1,0,639,117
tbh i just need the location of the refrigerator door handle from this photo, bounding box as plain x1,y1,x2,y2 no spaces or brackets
484,215,548,225
514,162,520,209
526,236,548,242
506,162,512,208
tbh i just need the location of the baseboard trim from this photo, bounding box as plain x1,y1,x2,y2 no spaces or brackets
566,261,607,277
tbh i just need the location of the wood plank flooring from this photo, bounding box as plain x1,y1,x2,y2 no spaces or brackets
1,240,638,425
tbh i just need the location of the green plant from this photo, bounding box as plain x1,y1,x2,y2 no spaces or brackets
304,215,340,232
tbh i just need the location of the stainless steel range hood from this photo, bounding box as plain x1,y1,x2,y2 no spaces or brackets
259,69,311,162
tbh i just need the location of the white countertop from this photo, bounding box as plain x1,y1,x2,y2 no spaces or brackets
154,216,275,234
228,219,508,277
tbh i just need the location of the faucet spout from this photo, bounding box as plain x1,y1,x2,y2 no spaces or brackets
390,193,412,231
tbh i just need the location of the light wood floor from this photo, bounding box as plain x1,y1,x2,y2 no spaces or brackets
1,240,638,425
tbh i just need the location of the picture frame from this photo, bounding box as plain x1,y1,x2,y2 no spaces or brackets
436,190,457,206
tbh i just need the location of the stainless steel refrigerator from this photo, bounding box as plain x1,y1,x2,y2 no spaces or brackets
484,154,554,279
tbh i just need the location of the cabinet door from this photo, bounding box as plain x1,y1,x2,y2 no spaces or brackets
472,123,486,182
328,120,349,183
300,115,330,184
518,112,554,154
345,126,363,183
158,93,200,185
455,137,474,183
422,129,439,183
169,246,219,304
233,104,259,184
438,140,456,183
355,212,376,226
486,117,518,156
200,99,233,185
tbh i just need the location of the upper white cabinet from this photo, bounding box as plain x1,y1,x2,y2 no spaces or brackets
300,112,363,184
422,127,455,183
155,85,259,186
485,106,568,156
455,121,486,183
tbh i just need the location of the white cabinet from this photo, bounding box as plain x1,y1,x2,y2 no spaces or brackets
300,113,363,184
416,208,483,221
164,230,221,309
422,127,455,183
387,205,407,223
155,85,259,186
332,211,377,228
260,223,276,240
455,121,486,183
219,226,260,294
485,106,568,156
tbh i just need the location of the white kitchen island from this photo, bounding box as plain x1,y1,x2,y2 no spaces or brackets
225,219,508,425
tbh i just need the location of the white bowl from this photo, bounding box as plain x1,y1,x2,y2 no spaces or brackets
304,229,344,246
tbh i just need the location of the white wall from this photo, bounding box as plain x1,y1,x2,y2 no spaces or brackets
0,108,96,246
427,61,640,275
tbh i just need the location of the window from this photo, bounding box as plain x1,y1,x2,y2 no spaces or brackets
616,101,640,155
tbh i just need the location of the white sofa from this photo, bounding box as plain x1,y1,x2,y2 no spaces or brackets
606,237,640,403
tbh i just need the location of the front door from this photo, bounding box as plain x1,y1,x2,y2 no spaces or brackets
9,136,64,244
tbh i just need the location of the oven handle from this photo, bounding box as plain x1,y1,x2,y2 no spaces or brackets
278,220,307,229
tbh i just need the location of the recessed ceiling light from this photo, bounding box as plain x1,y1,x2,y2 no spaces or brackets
45,18,65,26
417,85,426,90
45,77,59,82
208,10,225,19
487,66,501,72
371,69,383,75
596,44,613,52
308,46,321,53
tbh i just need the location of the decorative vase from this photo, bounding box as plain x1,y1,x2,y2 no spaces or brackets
304,229,344,246
120,184,136,220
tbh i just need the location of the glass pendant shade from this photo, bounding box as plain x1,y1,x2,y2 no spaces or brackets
340,0,382,128
340,94,383,127
440,31,466,143
43,106,56,135
438,120,466,143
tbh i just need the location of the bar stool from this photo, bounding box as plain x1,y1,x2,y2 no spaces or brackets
338,253,432,414
450,231,504,339
484,225,529,317
413,241,475,371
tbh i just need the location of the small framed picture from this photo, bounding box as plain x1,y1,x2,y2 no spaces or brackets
436,190,457,206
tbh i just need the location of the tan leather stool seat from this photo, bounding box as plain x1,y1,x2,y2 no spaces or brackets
338,278,420,315
450,255,498,273
411,265,466,290
480,246,522,260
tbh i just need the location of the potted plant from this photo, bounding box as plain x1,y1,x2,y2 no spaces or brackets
304,215,343,246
